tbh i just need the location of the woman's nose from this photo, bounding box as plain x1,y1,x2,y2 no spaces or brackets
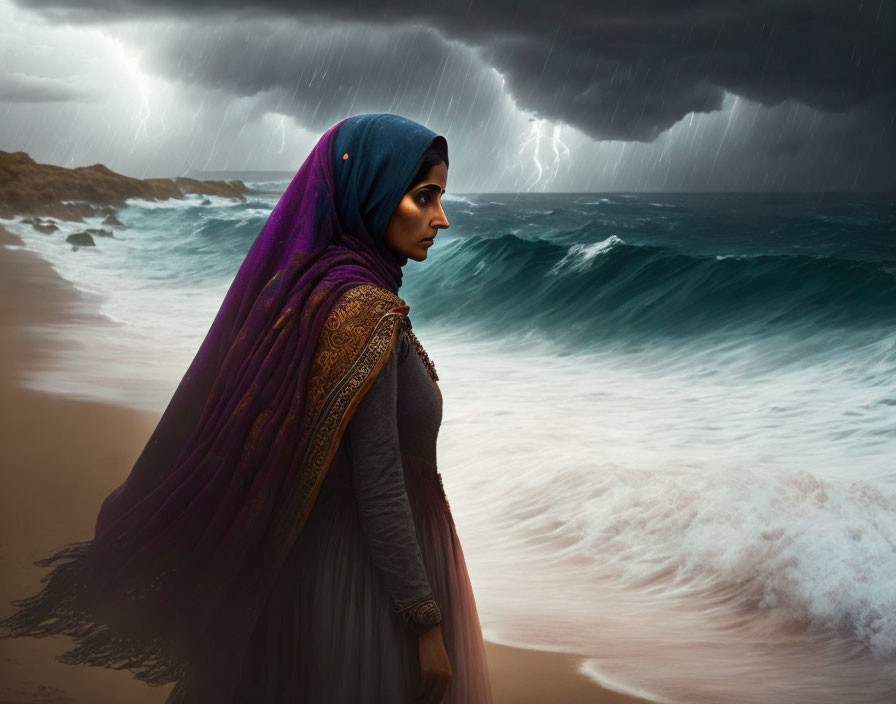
433,203,450,230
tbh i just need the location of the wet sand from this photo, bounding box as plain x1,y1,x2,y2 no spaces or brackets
0,224,652,703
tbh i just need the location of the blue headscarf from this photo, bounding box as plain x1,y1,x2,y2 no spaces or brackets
332,113,442,245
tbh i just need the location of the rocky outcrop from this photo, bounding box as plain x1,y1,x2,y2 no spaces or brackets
66,231,96,247
22,216,59,234
0,151,248,221
175,177,247,200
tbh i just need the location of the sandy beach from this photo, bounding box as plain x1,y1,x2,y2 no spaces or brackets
0,224,651,704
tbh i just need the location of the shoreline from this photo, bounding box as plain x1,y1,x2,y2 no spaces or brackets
0,224,653,703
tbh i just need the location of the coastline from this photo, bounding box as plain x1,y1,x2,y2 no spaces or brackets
0,224,652,703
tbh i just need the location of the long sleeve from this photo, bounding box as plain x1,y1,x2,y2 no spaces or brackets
346,334,442,634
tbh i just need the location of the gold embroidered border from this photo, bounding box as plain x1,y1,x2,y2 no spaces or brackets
264,284,409,565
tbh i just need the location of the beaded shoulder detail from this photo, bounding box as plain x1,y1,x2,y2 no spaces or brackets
404,326,439,382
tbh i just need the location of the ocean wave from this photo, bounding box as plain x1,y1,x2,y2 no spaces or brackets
121,193,241,210
404,233,896,345
575,464,896,660
442,193,477,206
549,235,625,273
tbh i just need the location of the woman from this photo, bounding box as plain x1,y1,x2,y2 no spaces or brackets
1,114,494,703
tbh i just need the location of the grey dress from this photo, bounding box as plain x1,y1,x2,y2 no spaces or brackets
232,319,494,703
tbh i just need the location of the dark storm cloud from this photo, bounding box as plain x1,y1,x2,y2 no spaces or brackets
130,19,516,193
0,72,92,102
140,21,505,136
9,0,895,144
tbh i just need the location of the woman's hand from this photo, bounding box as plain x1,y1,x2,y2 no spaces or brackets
415,623,452,704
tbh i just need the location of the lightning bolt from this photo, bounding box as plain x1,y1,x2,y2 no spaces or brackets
112,40,163,154
276,114,287,154
518,119,545,192
517,118,571,191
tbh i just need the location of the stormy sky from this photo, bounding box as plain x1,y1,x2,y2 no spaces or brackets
1,0,893,191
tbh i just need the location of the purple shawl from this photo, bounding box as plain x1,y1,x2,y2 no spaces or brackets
1,114,444,699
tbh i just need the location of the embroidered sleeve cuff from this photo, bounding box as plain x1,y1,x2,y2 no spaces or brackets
395,594,442,634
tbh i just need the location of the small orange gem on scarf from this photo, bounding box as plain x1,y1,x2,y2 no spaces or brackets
342,153,349,160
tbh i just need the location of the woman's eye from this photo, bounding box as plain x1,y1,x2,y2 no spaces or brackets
415,192,431,206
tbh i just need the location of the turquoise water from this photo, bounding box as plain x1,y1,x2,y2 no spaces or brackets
4,190,896,702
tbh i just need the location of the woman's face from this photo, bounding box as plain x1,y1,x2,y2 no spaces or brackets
384,161,449,262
